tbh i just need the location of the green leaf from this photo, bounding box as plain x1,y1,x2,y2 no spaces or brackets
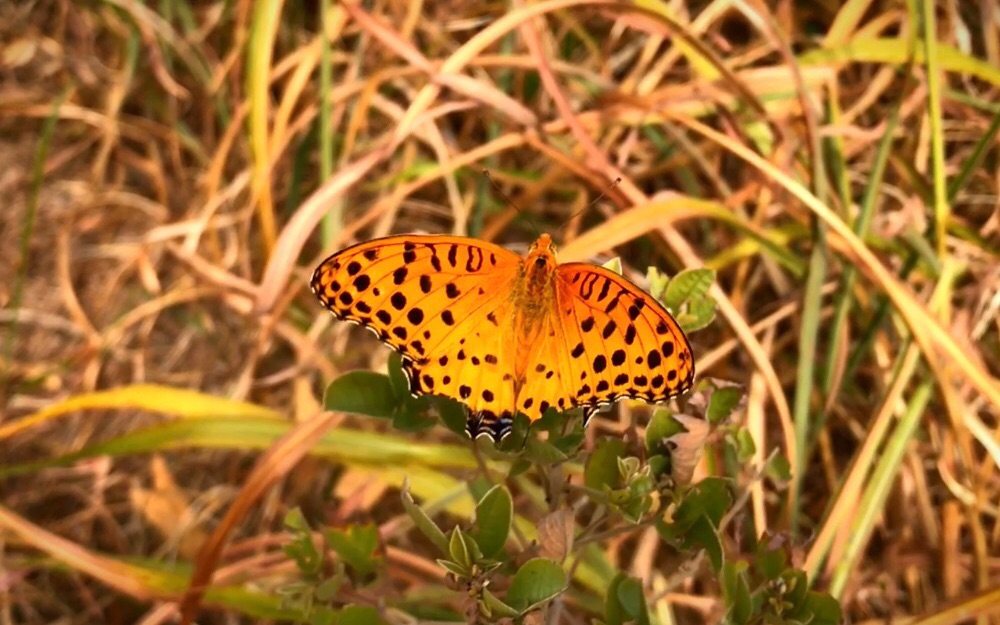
721,562,752,625
507,458,532,478
615,577,651,625
754,533,788,581
604,573,629,625
645,409,687,453
782,569,808,607
657,478,731,571
310,608,337,625
734,427,756,462
647,454,670,479
481,589,520,618
681,294,717,332
663,268,715,310
682,478,730,527
323,371,398,419
525,436,569,463
400,480,449,556
386,353,410,402
505,558,567,613
324,524,380,578
706,386,743,424
766,454,792,483
550,432,585,455
315,576,343,602
432,396,468,438
449,527,472,570
585,439,626,491
339,605,385,625
471,485,512,558
687,516,724,571
645,266,670,301
283,508,321,576
602,256,624,275
436,558,470,578
800,591,843,625
391,405,436,433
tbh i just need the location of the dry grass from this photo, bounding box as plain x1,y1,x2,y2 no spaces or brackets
1,0,999,624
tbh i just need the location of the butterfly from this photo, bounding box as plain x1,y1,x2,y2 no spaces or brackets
311,233,695,442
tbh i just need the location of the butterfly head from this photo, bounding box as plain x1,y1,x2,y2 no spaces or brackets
527,233,556,267
524,233,558,280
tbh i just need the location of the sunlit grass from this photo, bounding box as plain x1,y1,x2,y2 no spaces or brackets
2,0,998,623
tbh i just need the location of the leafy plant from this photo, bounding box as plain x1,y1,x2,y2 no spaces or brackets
285,269,842,624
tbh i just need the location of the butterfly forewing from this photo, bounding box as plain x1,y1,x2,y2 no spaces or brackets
311,234,523,437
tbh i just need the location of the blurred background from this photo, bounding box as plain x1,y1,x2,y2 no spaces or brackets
1,0,999,624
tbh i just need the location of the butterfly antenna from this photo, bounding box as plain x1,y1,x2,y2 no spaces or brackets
483,169,542,237
555,176,622,240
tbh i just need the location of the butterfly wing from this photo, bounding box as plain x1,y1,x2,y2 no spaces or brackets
515,263,695,424
311,234,522,439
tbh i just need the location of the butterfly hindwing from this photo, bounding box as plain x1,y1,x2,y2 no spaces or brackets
516,263,694,423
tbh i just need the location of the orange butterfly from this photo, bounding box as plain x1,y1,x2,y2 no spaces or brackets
311,233,694,442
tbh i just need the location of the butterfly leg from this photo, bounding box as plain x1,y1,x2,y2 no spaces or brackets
582,405,603,429
517,420,533,451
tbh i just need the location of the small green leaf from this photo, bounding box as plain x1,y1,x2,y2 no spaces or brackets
734,427,756,462
507,457,532,478
324,371,398,419
550,432,585,455
766,454,792,484
284,507,309,532
400,480,449,556
604,573,629,625
325,524,380,578
481,589,520,618
648,454,670,479
721,562,752,625
315,575,343,602
680,295,717,332
505,558,567,613
386,353,410,402
283,508,321,576
585,439,626,491
602,256,624,275
310,608,337,625
782,569,808,606
657,478,731,571
706,386,743,424
615,577,651,625
800,591,843,625
467,476,493,504
644,409,685,453
471,485,513,558
449,527,472,570
663,268,715,310
683,478,730,526
436,558,470,578
432,396,468,437
339,605,385,625
525,436,569,463
391,405,437,433
755,533,788,581
646,267,670,301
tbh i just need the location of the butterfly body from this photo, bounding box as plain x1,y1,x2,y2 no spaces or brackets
312,233,694,442
511,234,558,344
